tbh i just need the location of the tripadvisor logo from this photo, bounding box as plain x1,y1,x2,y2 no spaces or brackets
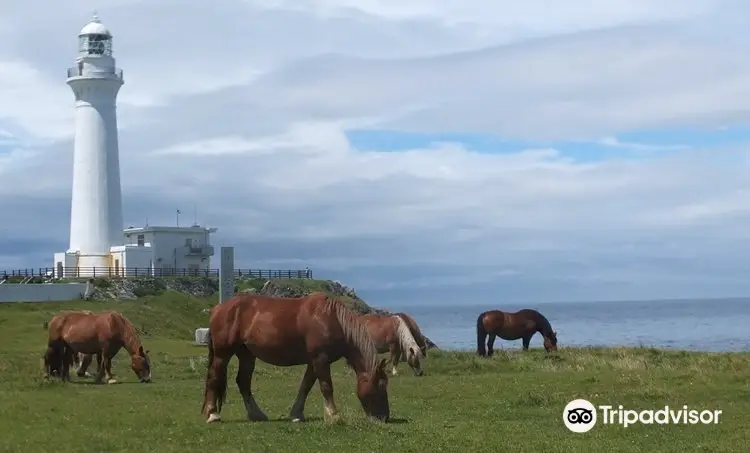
563,399,723,432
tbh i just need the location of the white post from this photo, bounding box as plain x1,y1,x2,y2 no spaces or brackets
219,246,234,304
196,246,234,345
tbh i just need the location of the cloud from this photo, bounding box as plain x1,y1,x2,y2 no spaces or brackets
597,136,690,152
2,1,750,304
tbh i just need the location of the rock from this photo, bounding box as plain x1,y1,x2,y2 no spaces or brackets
81,276,439,349
87,277,218,301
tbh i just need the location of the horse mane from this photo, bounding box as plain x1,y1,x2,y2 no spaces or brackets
531,310,554,336
110,312,144,355
393,315,424,360
322,296,378,373
395,312,427,350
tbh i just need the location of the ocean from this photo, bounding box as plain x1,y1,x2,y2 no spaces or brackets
377,298,750,352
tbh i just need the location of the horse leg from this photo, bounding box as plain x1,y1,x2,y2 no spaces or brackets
487,333,497,357
289,363,317,422
202,347,232,423
389,343,400,376
104,355,117,384
104,347,120,384
522,334,532,351
60,345,72,382
312,356,339,422
76,354,93,377
235,347,268,421
93,352,106,384
43,344,59,379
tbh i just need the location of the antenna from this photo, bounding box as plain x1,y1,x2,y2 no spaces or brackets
193,202,198,226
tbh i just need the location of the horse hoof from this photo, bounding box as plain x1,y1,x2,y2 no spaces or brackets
107,378,118,384
206,413,222,423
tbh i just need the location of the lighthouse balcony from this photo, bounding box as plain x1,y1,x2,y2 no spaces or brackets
184,245,215,257
67,66,123,80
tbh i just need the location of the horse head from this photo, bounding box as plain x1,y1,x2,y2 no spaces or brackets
356,358,390,422
131,347,152,383
406,346,425,376
544,330,558,352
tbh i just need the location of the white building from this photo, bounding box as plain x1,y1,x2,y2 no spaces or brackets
113,225,217,276
53,14,216,277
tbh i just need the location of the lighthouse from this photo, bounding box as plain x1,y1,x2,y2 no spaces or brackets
54,13,124,276
53,14,218,279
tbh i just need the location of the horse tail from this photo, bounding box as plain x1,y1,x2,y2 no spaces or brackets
331,300,378,373
476,312,487,356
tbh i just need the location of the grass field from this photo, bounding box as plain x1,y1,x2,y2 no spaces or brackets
0,293,748,452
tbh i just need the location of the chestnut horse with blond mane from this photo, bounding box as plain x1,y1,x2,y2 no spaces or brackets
201,291,390,424
476,309,558,356
359,312,426,376
43,310,151,384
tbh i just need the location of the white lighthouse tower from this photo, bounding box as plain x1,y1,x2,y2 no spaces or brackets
53,13,124,276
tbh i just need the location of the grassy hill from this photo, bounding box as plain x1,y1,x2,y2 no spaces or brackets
0,287,748,452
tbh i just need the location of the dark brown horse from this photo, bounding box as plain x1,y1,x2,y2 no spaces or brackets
42,311,100,379
43,347,98,378
43,310,151,383
359,313,425,376
201,291,390,424
476,309,558,356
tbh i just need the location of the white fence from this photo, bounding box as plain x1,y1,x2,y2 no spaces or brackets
0,283,88,303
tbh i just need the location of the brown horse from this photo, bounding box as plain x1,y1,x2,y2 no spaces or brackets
43,310,151,384
359,313,425,376
476,309,558,356
201,291,390,424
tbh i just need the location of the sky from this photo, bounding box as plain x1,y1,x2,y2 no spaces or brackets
2,1,750,306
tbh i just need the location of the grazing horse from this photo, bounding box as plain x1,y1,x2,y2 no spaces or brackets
360,313,425,376
42,312,100,379
476,309,558,357
43,310,151,384
43,347,97,378
201,291,390,424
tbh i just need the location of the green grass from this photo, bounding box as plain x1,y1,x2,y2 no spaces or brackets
1,296,748,452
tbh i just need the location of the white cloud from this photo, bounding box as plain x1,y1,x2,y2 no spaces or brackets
597,137,690,152
1,0,750,301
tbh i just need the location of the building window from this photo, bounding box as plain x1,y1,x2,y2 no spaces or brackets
137,234,145,246
185,238,193,247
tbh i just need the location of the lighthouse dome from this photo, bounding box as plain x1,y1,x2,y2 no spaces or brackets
79,13,111,36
